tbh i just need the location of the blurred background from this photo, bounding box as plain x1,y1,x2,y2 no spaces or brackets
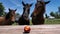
0,0,60,25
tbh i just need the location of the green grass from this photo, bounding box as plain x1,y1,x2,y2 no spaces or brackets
45,19,60,24
30,20,33,25
13,19,60,25
12,22,18,25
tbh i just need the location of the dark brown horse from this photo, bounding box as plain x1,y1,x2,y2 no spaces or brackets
0,8,17,25
31,0,50,25
18,1,33,25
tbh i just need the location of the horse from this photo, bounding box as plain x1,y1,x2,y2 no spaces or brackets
31,0,50,25
18,1,33,25
0,8,17,25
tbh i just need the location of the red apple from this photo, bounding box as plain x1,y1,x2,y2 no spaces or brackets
24,26,31,33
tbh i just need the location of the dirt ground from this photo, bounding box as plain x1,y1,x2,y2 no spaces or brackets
0,24,60,34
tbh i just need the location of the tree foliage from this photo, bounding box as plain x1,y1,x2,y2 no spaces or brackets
50,11,60,18
45,13,49,18
0,2,5,16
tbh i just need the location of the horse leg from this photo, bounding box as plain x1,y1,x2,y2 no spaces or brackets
32,17,38,25
39,17,45,24
32,17,45,25
25,20,30,25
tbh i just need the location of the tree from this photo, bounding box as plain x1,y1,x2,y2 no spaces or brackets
16,13,20,16
58,7,60,13
50,11,55,17
0,2,5,16
55,12,60,18
45,13,49,18
15,13,20,17
50,11,60,18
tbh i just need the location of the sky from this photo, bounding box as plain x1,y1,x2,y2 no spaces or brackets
0,0,60,17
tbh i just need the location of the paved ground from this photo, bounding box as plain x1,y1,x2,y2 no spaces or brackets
0,24,60,34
